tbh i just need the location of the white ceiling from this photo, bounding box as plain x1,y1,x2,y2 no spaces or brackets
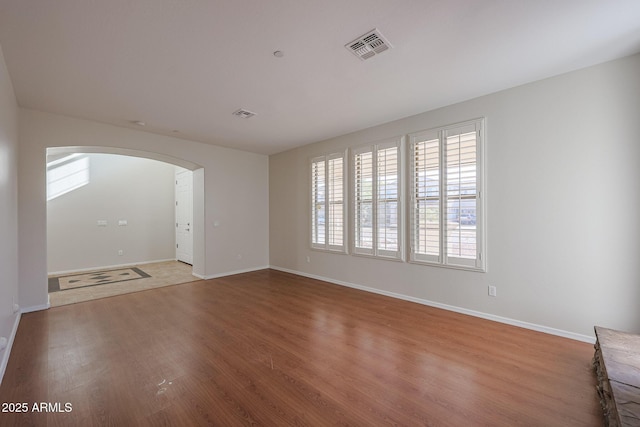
1,1,639,155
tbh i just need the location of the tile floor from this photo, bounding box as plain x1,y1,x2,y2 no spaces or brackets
48,260,200,307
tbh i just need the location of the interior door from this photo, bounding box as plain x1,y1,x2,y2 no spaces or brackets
175,170,193,265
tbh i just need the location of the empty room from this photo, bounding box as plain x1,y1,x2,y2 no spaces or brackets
1,1,639,425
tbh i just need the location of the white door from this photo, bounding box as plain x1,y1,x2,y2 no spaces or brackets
175,170,193,264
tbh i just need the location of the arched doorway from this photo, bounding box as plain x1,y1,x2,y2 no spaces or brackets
46,146,205,304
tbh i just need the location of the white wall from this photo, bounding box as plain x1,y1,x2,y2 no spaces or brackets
270,53,640,340
47,153,176,273
0,44,19,382
19,110,270,311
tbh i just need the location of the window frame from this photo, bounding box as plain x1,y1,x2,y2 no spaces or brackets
351,136,405,261
310,151,347,253
408,118,486,271
46,154,91,201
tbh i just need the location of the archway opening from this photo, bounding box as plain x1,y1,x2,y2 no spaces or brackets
46,146,205,304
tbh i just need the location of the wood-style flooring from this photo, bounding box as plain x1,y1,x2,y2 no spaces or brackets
0,269,602,426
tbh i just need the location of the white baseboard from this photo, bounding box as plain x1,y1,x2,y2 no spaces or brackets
48,258,177,276
270,265,595,344
199,265,271,280
21,303,51,314
0,312,21,386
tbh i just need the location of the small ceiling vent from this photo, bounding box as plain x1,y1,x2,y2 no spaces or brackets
232,108,256,119
345,28,392,61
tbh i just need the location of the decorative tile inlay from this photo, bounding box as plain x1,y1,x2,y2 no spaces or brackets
49,267,150,292
48,261,198,307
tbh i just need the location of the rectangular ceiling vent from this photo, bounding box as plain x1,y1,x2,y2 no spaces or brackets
232,108,256,119
345,28,392,61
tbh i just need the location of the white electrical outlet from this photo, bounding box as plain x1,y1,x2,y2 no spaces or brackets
118,249,123,256
488,285,497,297
306,256,310,263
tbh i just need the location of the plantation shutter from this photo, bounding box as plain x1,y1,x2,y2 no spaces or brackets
311,157,326,248
353,147,374,255
327,154,345,249
376,142,400,258
409,118,485,271
352,138,402,259
311,153,346,252
410,130,440,263
444,123,481,268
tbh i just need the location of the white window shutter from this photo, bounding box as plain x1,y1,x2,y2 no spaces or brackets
327,154,345,249
410,130,441,264
409,118,485,271
310,152,347,252
353,147,374,255
352,137,403,260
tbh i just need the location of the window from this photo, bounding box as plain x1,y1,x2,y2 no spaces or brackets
311,152,346,252
410,119,485,270
353,137,403,259
47,154,90,201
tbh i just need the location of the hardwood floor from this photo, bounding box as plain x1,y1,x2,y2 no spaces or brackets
1,269,602,426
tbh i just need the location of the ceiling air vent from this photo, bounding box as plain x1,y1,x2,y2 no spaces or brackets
345,28,392,61
232,108,256,119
